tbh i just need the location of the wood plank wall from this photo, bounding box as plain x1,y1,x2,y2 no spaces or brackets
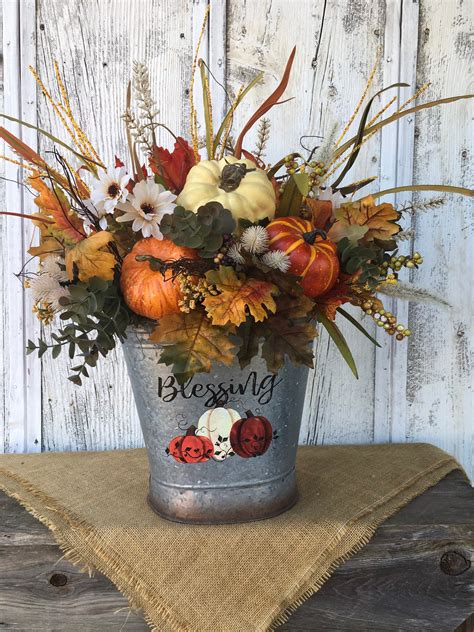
1,0,472,480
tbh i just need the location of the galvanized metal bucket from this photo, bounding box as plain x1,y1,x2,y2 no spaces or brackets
122,324,309,524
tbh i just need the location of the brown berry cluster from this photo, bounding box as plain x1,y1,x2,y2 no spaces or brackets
361,298,411,341
213,234,234,265
380,252,423,284
177,276,217,313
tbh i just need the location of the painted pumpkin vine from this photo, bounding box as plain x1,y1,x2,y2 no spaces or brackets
1,39,472,441
167,408,278,464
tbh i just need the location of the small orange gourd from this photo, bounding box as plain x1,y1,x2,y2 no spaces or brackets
120,237,197,320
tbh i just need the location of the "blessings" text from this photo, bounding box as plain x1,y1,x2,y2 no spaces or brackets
157,371,283,407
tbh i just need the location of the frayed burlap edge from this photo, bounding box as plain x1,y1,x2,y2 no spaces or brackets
0,467,190,632
265,457,461,630
0,456,461,632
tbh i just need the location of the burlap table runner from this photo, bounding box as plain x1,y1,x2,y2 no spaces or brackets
0,444,459,631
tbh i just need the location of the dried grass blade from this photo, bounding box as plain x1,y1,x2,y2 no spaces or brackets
371,184,473,199
125,82,142,179
335,94,474,158
331,83,408,189
0,126,46,167
1,113,102,168
214,73,264,154
234,47,296,158
199,60,214,159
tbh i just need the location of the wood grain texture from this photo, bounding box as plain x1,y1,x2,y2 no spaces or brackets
0,0,5,453
35,0,195,451
457,615,474,632
0,471,472,630
374,0,418,444
0,0,473,481
407,0,473,481
1,0,41,454
281,470,474,631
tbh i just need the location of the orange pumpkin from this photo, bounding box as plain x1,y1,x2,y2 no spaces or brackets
266,217,340,298
120,237,197,319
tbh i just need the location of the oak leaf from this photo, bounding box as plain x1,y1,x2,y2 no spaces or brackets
313,280,354,321
149,310,236,383
260,294,316,373
235,294,316,373
328,195,401,242
65,231,116,282
28,215,64,260
236,318,263,369
204,266,279,327
28,174,85,244
304,197,333,229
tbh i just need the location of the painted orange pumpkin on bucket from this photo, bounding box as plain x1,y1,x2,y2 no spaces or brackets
266,216,340,298
167,426,215,463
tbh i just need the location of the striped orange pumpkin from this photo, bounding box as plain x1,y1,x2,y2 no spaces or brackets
266,217,340,297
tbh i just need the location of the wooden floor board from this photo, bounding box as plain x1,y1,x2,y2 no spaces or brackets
0,471,472,631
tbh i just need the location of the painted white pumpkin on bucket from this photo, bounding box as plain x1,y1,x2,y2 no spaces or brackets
196,407,241,461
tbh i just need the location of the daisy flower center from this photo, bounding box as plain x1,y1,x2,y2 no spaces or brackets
141,203,155,215
107,183,120,198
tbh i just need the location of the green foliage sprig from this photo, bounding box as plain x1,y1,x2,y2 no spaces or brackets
27,277,130,386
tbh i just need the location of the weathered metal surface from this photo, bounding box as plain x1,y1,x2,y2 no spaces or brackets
122,325,309,524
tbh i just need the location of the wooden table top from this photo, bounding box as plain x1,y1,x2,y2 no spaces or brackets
0,470,473,631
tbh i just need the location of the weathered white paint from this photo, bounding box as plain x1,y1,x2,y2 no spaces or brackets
374,0,419,444
1,0,472,478
1,0,41,453
407,0,473,481
36,0,196,452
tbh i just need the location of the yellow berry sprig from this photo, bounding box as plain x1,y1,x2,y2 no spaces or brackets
177,276,217,314
32,302,55,325
280,155,328,194
380,251,423,282
361,298,411,341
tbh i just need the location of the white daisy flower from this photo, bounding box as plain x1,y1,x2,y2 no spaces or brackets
29,257,70,312
261,250,291,272
90,166,129,214
83,199,109,231
116,178,177,239
227,243,246,265
240,225,269,254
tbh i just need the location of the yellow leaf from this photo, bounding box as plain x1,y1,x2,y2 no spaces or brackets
65,231,116,282
28,215,64,260
28,173,85,244
149,310,236,383
329,195,401,242
203,266,279,327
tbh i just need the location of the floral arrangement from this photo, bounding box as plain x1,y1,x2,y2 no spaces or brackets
1,33,472,386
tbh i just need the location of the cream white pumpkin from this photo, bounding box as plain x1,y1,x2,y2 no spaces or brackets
176,156,276,223
196,407,241,461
